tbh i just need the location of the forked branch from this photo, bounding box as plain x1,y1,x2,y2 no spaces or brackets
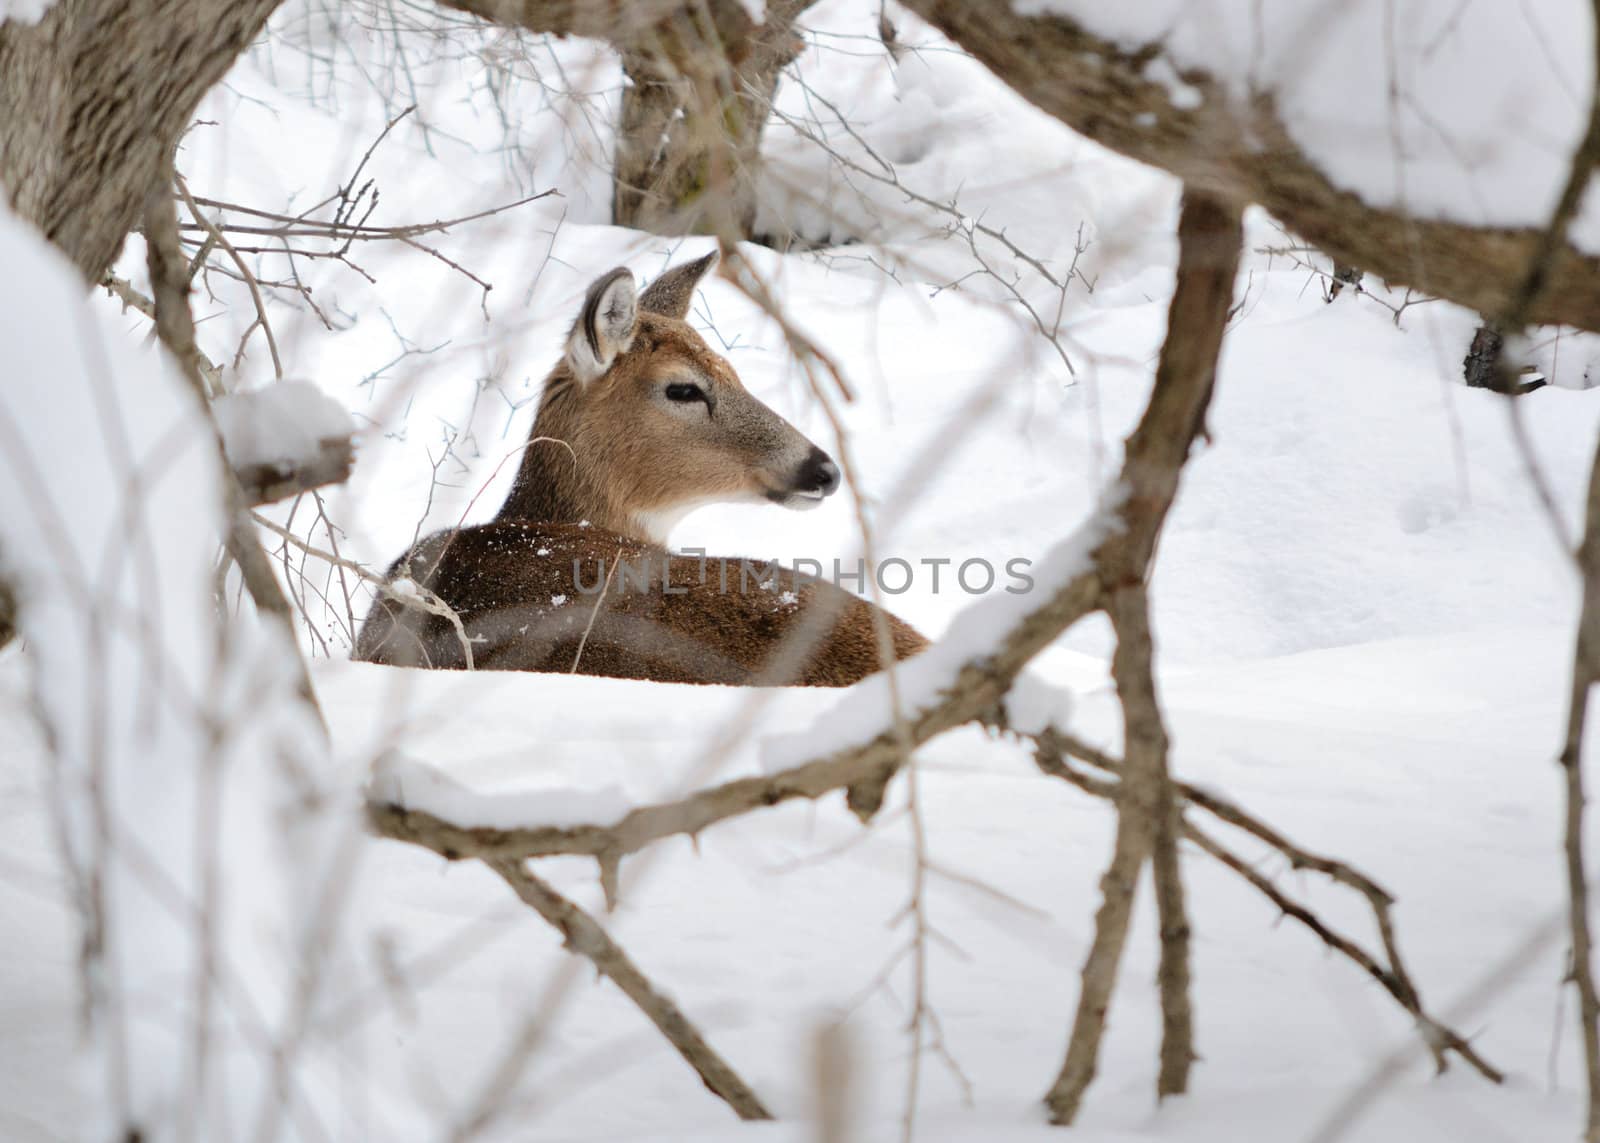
1043,190,1239,1125
1033,728,1504,1085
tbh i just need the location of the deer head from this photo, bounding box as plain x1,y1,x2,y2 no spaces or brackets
496,252,840,545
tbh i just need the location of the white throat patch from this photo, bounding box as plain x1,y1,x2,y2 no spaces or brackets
633,499,719,547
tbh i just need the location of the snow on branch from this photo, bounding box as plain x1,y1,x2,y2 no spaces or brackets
99,272,358,510
900,0,1600,335
213,382,356,508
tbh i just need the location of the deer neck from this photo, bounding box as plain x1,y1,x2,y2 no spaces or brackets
493,374,667,548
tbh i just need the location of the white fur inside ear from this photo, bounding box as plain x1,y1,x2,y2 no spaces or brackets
566,268,637,383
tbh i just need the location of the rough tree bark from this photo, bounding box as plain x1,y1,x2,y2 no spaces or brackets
614,0,807,238
897,0,1600,337
2,0,807,277
436,0,809,239
0,0,283,282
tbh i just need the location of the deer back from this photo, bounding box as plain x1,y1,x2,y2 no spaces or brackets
354,522,928,686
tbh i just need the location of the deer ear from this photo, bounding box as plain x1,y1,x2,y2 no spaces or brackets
566,267,637,383
637,250,719,319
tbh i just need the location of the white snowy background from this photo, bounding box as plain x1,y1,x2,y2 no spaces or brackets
3,0,1600,1139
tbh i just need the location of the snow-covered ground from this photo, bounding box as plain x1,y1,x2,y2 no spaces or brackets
4,1,1600,1139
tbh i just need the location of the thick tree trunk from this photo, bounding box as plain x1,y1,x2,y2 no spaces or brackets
436,0,809,240
0,0,282,282
613,1,806,238
0,0,285,655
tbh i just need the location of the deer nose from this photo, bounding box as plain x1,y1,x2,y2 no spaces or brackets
799,448,840,497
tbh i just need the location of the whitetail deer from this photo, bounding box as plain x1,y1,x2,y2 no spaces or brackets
353,252,927,685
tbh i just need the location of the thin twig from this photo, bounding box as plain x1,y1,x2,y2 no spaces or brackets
249,513,475,670
176,173,284,380
569,547,621,674
142,173,325,731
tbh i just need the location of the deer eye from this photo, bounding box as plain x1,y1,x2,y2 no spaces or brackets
664,382,704,403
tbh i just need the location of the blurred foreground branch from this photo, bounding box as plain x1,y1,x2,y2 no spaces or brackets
143,173,327,729
101,273,357,508
1503,12,1600,1135
230,437,355,508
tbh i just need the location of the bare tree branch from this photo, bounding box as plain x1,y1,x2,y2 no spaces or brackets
1044,190,1240,1125
142,171,327,732
484,857,773,1122
1562,424,1600,1142
1109,585,1195,1098
176,173,284,381
232,439,356,509
1179,823,1503,1084
0,0,282,281
1031,729,1505,1085
898,0,1600,335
